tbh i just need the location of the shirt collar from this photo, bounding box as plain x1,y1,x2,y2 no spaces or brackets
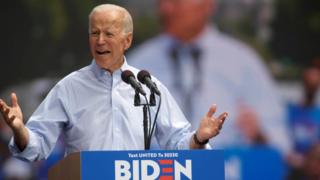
164,25,217,52
90,56,130,83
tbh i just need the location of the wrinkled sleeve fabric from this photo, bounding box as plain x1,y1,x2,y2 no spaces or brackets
9,82,69,162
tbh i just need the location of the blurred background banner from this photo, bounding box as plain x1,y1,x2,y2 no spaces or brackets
0,0,319,179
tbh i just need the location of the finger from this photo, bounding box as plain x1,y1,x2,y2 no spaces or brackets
4,108,10,117
11,92,19,107
217,112,228,122
206,104,217,118
0,99,4,111
0,103,6,116
217,112,228,128
0,99,9,111
0,108,10,121
9,115,16,122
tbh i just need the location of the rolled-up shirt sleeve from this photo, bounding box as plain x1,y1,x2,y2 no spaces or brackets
9,128,42,161
8,83,69,162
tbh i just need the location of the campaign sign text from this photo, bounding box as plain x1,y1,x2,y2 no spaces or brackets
80,150,224,180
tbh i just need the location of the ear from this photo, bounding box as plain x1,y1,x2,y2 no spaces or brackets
124,32,133,51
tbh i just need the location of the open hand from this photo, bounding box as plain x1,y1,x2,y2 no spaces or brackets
196,104,228,142
0,93,24,131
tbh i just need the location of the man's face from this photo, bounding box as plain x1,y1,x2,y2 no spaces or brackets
303,68,320,92
159,0,213,41
89,10,132,72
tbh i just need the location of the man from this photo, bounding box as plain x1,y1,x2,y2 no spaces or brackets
0,4,227,162
286,66,320,177
128,0,291,153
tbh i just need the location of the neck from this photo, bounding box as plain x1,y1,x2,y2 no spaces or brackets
96,57,124,74
165,25,205,43
303,91,316,107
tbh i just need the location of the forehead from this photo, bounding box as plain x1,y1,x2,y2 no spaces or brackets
90,9,123,28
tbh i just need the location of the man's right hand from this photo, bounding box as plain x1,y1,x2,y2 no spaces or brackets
0,93,24,131
0,92,29,151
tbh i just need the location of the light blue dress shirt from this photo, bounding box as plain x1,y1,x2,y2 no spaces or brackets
9,59,199,161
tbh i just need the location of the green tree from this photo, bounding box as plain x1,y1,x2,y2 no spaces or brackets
271,0,320,68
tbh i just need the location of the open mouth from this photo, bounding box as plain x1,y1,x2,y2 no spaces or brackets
96,50,111,55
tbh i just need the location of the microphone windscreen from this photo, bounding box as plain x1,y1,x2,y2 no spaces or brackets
137,70,151,84
121,70,135,84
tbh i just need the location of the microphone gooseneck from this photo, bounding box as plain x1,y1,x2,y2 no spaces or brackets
121,69,162,150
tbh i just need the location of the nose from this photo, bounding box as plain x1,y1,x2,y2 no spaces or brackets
97,33,106,45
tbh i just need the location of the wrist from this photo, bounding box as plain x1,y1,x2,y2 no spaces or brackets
11,122,25,134
193,132,209,145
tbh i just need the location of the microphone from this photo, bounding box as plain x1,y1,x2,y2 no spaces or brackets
121,70,146,96
137,70,161,95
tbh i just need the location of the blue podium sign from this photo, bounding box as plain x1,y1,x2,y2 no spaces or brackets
81,150,224,180
56,150,224,180
224,146,286,180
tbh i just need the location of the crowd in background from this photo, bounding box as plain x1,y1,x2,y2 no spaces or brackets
0,0,320,179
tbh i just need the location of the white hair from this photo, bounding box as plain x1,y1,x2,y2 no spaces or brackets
88,4,133,34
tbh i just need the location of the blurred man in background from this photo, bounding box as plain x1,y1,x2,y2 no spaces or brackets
286,65,320,179
312,57,320,104
128,0,291,154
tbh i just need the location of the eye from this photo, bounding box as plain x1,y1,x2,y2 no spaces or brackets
105,32,114,37
90,31,99,36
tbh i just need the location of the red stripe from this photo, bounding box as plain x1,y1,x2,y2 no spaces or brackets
162,167,173,173
158,159,173,165
159,176,173,180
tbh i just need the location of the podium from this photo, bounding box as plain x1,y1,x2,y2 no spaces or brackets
48,150,224,180
224,146,286,180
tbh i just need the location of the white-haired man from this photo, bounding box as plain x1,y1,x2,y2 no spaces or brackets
0,4,227,162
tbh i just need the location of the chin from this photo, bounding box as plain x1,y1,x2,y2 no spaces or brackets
94,57,107,65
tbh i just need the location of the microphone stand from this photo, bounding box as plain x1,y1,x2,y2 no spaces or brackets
134,91,151,150
149,92,156,106
147,92,157,148
143,105,148,150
